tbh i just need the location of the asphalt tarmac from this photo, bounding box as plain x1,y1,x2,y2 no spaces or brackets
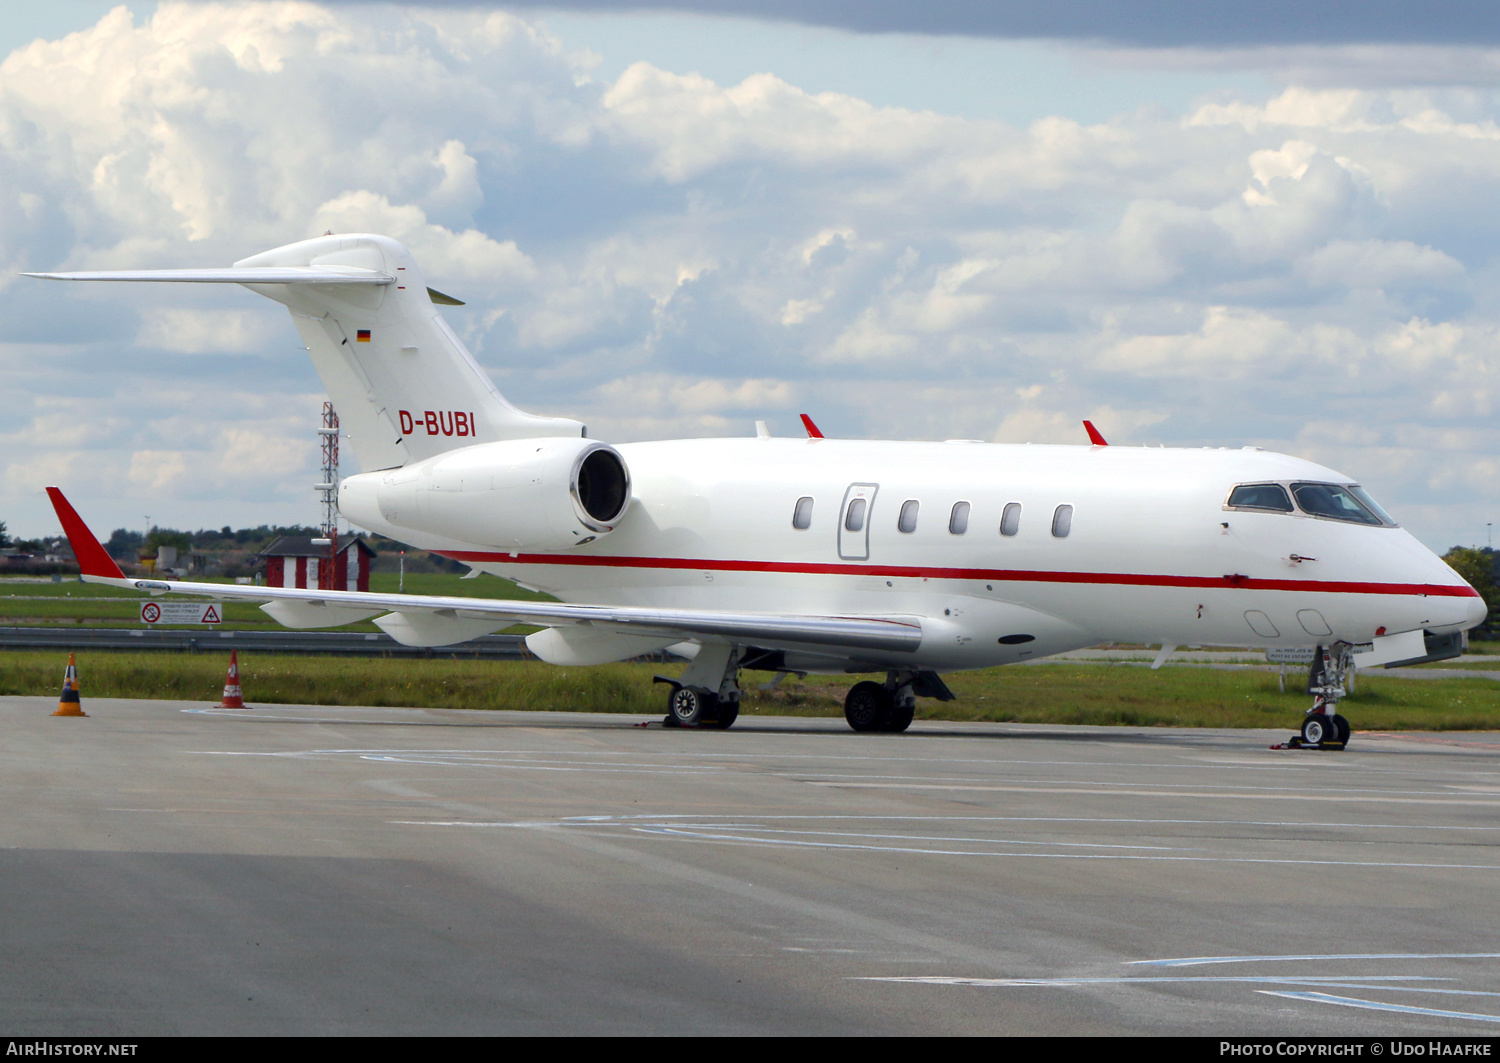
5,695,1500,1036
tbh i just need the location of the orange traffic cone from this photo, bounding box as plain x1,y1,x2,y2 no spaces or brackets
218,649,247,708
54,653,86,717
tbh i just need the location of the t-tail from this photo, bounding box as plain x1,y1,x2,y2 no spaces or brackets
24,234,583,470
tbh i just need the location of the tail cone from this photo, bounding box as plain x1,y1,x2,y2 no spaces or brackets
54,653,86,717
218,650,247,709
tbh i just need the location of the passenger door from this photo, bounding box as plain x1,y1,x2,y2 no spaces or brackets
839,483,878,561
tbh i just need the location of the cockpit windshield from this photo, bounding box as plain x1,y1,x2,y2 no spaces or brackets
1226,483,1293,512
1291,482,1393,526
1225,480,1398,526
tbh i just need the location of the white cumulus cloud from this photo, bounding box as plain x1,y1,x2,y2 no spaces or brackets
0,2,1497,550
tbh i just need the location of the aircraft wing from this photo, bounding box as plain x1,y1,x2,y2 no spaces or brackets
45,489,923,655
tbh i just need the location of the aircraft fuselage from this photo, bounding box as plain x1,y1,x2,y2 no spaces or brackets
353,437,1479,674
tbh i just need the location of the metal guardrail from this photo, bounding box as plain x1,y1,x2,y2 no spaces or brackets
0,626,530,659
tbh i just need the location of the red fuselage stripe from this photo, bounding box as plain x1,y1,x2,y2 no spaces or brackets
437,551,1480,599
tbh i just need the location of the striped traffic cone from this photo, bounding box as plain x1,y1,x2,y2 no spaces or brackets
218,649,247,708
54,653,86,717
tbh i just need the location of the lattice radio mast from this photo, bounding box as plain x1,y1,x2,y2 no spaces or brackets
315,402,340,590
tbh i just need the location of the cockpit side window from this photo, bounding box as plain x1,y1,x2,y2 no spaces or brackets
1226,483,1293,512
1291,482,1390,526
1348,485,1397,526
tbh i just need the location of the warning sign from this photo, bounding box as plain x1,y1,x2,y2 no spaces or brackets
140,601,224,625
1265,647,1317,663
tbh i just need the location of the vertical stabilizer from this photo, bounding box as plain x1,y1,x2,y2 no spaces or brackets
235,234,583,469
26,234,584,471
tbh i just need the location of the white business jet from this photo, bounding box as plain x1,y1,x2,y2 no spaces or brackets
29,234,1487,745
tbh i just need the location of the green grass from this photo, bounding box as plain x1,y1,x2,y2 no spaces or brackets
1,651,1497,730
0,571,549,631
1,576,1496,729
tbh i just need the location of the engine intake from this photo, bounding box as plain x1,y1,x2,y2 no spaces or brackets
338,437,631,551
573,446,629,530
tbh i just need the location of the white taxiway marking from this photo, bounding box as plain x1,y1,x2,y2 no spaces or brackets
858,975,1451,989
618,826,1500,868
803,781,1500,806
1134,952,1500,967
391,816,1500,869
632,825,1197,854
1256,990,1500,1024
193,749,1500,806
555,813,1500,834
196,748,731,775
183,728,1500,780
863,958,1500,1027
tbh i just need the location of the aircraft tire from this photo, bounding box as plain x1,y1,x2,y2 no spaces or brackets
1300,714,1331,746
668,686,709,727
845,681,892,732
1332,714,1351,746
883,698,915,733
708,699,740,730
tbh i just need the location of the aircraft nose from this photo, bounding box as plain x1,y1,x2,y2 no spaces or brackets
1468,593,1490,631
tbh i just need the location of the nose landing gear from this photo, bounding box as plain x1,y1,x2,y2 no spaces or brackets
1274,643,1352,751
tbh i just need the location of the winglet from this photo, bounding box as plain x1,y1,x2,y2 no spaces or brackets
1083,420,1108,446
799,413,825,439
45,488,126,579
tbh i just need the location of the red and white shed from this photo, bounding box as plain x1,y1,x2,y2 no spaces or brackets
259,536,376,591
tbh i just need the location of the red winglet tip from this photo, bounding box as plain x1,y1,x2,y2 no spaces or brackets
1083,420,1108,446
44,488,125,580
799,413,825,439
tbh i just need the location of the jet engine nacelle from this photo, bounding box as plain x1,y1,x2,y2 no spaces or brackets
339,437,630,550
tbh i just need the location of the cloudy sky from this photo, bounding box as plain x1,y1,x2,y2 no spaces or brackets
2,2,1498,554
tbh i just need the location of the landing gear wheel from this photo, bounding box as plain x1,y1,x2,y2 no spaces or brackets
845,681,893,732
883,698,915,733
1332,714,1350,746
668,686,710,727
707,699,740,730
1301,713,1332,746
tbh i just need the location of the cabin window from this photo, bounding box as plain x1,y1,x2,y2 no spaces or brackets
792,496,813,530
1000,502,1021,537
1051,504,1073,538
1227,483,1293,513
844,498,867,532
949,501,970,535
898,500,919,533
1291,482,1391,526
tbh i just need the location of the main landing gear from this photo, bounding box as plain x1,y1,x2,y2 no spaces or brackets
844,677,917,734
1274,643,1353,751
654,648,954,734
844,670,955,733
656,644,742,729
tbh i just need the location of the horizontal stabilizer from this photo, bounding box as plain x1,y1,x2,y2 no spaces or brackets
26,233,584,467
22,267,393,285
